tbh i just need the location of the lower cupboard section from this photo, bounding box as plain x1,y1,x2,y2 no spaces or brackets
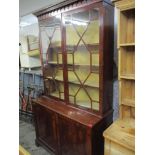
34,105,58,154
33,103,113,155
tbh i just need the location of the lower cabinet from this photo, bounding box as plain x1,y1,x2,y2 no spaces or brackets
34,105,58,154
32,98,113,155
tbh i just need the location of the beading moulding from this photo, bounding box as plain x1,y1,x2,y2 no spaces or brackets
57,9,61,14
42,14,45,20
73,3,77,8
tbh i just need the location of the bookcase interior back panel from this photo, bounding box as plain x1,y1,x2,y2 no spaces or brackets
121,80,135,105
120,46,135,78
120,79,135,118
120,104,135,119
119,8,135,44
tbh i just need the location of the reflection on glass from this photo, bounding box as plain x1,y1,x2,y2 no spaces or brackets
40,15,64,99
19,14,41,67
65,8,100,111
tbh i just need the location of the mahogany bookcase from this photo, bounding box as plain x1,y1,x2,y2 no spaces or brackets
32,0,114,154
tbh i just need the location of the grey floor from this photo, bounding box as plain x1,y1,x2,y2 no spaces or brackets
19,80,118,155
19,120,53,155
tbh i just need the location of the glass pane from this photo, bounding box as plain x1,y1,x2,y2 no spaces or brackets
40,15,64,99
92,101,99,111
65,8,100,111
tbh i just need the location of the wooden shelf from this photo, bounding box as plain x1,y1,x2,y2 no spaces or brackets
119,43,135,47
67,63,99,68
47,59,99,68
103,118,135,152
55,76,64,81
47,62,99,67
48,61,58,64
120,104,135,119
121,99,135,107
79,63,99,67
67,43,99,48
46,76,99,88
120,46,135,79
120,74,135,80
46,76,53,80
69,79,99,88
66,44,99,53
120,79,135,119
48,43,99,52
84,81,99,88
119,8,135,45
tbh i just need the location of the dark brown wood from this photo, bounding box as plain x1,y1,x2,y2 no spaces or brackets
33,0,114,155
34,0,80,17
34,0,104,17
33,96,101,125
62,13,69,103
58,115,92,155
99,4,104,115
33,104,58,154
32,96,113,155
35,0,113,21
102,2,114,114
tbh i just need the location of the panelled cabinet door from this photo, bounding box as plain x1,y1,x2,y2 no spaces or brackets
34,105,58,153
58,115,91,155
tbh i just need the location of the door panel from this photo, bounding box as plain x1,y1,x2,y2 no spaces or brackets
58,115,91,155
35,105,58,153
